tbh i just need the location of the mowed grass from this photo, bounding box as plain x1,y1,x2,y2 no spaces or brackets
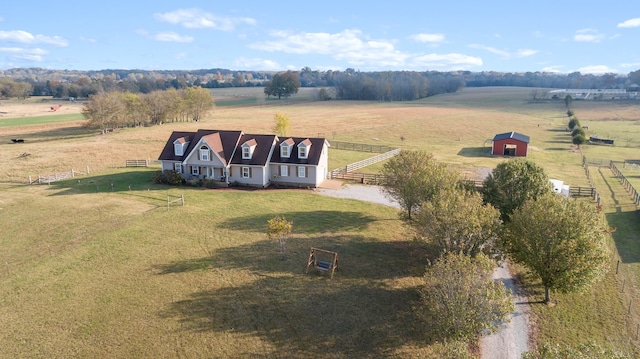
0,113,84,127
0,87,639,356
0,169,443,358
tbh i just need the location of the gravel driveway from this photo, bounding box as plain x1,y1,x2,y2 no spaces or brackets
316,183,401,209
317,182,531,358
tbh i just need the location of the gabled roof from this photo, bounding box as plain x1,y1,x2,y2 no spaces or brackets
230,134,277,166
158,129,243,163
492,131,530,144
158,131,194,161
271,137,328,165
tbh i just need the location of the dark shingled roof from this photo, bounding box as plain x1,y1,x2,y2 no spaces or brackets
230,134,277,166
271,137,327,165
492,131,530,143
158,130,243,163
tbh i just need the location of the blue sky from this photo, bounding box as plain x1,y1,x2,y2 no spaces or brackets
1,1,639,74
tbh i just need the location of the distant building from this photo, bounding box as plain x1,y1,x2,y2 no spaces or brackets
491,131,530,157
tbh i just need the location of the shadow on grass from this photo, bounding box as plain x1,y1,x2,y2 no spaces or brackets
156,235,441,357
47,168,165,196
159,278,432,357
605,210,640,263
8,124,95,143
545,147,569,151
457,147,492,157
153,234,433,280
219,210,380,234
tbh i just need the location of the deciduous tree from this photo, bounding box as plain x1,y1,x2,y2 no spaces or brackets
413,188,502,257
266,216,293,260
264,71,300,99
503,194,609,303
272,112,291,136
380,150,457,220
481,158,553,222
419,252,513,342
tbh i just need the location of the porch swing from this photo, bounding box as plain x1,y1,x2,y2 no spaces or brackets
306,247,339,279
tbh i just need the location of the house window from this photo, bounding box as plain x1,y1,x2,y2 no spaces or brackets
174,163,182,173
280,165,288,177
174,143,184,156
242,167,250,178
298,166,306,178
281,145,290,158
298,146,307,159
192,166,199,175
242,146,251,159
200,146,209,161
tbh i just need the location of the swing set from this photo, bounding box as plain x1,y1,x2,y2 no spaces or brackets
306,247,339,279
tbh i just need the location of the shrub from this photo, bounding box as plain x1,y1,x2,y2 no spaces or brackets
152,170,183,185
568,117,580,130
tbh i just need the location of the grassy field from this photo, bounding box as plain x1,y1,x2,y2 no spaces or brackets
1,87,639,357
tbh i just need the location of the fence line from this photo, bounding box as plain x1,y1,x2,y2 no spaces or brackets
330,141,398,153
330,147,400,182
29,166,91,185
610,161,640,205
125,159,149,167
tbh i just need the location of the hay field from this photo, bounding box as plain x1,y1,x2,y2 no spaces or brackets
3,87,639,185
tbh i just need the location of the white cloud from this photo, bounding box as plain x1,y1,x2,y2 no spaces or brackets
621,62,640,68
0,47,48,62
410,33,445,44
577,65,618,74
154,32,194,43
516,49,538,57
234,57,281,70
469,44,509,57
79,36,97,43
0,30,68,46
411,53,483,70
154,8,255,31
541,66,564,73
618,18,640,28
574,29,604,43
249,29,410,68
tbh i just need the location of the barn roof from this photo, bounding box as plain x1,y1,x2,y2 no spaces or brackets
493,131,530,143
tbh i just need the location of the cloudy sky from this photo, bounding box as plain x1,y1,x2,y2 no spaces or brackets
1,1,639,74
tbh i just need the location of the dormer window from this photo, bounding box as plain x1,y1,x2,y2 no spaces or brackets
280,138,294,158
199,146,210,161
173,137,189,156
298,139,312,159
242,139,257,159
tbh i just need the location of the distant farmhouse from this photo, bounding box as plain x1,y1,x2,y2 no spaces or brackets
491,131,530,157
158,129,330,188
548,88,638,100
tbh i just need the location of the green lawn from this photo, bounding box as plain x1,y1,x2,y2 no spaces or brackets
0,113,85,127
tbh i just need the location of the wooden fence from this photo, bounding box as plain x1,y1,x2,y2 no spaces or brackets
125,159,149,167
610,161,640,205
330,148,400,182
330,141,398,153
167,194,185,211
29,167,90,185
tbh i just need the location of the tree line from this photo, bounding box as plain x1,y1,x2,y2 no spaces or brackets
82,87,214,133
2,67,639,101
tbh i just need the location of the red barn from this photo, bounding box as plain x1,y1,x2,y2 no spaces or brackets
491,131,530,157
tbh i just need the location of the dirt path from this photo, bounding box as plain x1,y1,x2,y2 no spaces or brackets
480,263,531,359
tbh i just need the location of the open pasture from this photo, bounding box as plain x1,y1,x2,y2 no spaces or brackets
1,87,639,357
